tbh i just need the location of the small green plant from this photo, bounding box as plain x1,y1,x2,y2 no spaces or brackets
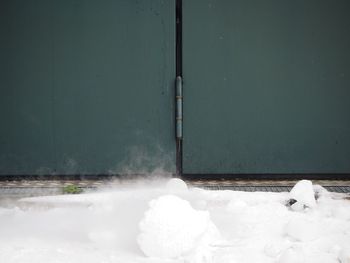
63,184,83,194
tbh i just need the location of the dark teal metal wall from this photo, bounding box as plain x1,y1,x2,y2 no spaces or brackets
183,0,350,175
2,0,350,177
0,0,176,175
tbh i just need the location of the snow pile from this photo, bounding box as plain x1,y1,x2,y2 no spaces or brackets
289,180,316,210
166,178,188,193
137,195,220,260
1,179,350,263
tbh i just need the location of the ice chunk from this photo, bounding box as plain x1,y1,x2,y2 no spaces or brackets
166,178,188,193
289,180,316,208
137,195,219,259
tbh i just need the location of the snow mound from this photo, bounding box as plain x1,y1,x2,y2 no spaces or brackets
166,178,188,193
289,180,316,208
137,195,219,259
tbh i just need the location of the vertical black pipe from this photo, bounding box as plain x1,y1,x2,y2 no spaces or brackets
176,0,182,77
175,0,183,177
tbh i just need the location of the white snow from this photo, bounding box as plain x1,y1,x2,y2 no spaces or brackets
277,246,305,263
165,178,188,193
137,195,220,260
289,180,316,208
285,217,323,242
0,179,349,263
340,248,350,263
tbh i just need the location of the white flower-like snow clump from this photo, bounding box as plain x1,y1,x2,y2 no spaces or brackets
137,195,220,260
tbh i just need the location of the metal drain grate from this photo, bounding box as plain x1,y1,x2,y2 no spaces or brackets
324,186,350,193
200,185,350,193
0,187,62,197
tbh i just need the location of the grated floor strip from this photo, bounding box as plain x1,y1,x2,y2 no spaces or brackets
0,179,349,196
201,185,350,193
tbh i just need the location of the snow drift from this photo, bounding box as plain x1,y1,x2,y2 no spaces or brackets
0,179,349,263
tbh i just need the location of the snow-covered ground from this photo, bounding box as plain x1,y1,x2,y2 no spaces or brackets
0,179,349,263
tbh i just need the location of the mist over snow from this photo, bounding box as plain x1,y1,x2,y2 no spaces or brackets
0,179,350,263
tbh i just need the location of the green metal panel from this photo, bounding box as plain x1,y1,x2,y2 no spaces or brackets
0,0,175,175
183,0,350,175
